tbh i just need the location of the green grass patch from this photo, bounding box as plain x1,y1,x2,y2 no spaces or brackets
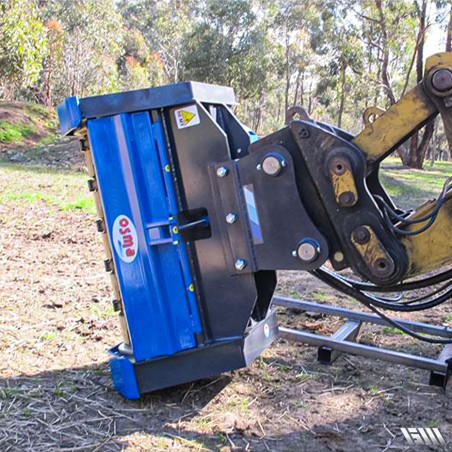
380,159,452,209
311,289,329,302
0,162,95,214
382,326,405,336
368,385,379,395
39,134,58,146
0,120,36,143
25,102,53,117
426,419,441,428
61,196,95,212
40,331,57,341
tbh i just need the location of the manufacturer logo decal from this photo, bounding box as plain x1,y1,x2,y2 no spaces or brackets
401,427,445,446
112,215,138,263
243,184,263,244
175,104,200,129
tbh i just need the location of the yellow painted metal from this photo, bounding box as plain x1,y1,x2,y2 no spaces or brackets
351,226,394,276
352,84,437,162
351,52,452,280
352,52,452,163
424,52,452,72
118,314,130,346
401,192,452,277
330,168,358,206
362,106,385,126
423,53,452,151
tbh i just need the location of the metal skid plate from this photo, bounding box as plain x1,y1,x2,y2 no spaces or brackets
111,310,278,399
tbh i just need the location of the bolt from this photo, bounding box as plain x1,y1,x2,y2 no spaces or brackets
296,239,320,263
95,219,105,233
329,157,348,175
432,69,452,92
256,164,262,171
79,138,88,152
262,154,285,176
333,251,344,263
353,226,371,244
291,250,297,257
373,257,394,278
112,299,121,312
226,213,237,224
235,259,247,271
216,166,229,177
87,179,97,192
338,191,356,207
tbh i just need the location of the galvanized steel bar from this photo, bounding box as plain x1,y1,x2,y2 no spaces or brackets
278,326,447,373
272,297,452,338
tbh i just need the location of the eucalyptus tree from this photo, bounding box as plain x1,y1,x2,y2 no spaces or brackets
0,0,47,99
41,0,124,103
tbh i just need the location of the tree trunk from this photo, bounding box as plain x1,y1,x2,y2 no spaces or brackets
446,5,451,52
284,25,291,118
406,0,434,169
337,61,346,129
293,69,301,106
276,88,282,125
375,0,396,105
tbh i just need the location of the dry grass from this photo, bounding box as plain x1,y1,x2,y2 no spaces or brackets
1,155,452,450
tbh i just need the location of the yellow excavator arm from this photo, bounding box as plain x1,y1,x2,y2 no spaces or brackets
352,52,452,277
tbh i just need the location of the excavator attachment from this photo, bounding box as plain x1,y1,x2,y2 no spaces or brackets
58,53,452,398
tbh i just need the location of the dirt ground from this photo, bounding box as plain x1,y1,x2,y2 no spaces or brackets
1,144,452,451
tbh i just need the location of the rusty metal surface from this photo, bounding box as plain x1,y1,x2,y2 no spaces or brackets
352,84,437,162
401,192,452,276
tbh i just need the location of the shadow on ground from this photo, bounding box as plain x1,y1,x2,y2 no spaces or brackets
1,357,451,451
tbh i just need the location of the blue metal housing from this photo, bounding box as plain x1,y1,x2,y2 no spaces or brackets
88,112,201,359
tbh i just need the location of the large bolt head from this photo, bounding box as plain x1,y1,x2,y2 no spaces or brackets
235,259,247,271
338,191,356,207
216,166,229,177
226,213,237,224
372,257,395,278
296,239,320,263
432,69,452,92
261,154,285,176
353,226,371,244
329,156,348,175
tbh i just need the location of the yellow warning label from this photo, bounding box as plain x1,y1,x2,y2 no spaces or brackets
175,105,200,129
180,110,195,125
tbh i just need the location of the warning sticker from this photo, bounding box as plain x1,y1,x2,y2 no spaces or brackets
174,104,200,129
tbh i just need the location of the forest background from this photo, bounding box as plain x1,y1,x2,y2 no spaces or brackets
1,0,451,168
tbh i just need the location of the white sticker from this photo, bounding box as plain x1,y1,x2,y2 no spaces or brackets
174,104,200,129
112,215,138,263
